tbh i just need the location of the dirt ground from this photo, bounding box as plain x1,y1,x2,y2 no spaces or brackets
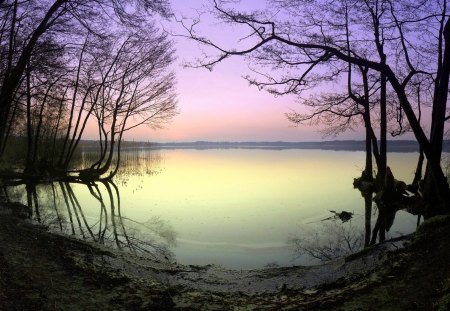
1,208,450,310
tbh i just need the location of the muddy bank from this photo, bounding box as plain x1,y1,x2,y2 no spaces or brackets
1,208,450,310
0,213,174,310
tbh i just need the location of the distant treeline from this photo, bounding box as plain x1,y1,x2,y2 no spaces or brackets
78,140,450,153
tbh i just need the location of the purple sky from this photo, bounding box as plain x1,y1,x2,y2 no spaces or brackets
119,0,414,142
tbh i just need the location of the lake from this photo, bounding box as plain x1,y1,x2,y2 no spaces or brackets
3,148,422,269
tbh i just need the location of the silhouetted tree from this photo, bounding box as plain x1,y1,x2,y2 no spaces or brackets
76,28,177,180
180,0,450,215
0,0,177,180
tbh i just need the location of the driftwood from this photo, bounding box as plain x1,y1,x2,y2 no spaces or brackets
321,210,354,223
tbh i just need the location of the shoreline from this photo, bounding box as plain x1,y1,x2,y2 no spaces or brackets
1,206,450,310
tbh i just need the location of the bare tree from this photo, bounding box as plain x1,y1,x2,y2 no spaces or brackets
0,0,173,161
19,36,69,174
76,28,177,180
0,0,177,182
179,0,450,214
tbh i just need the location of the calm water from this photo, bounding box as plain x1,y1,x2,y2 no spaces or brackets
4,148,421,269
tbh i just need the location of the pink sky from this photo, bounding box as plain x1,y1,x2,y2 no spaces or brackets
113,1,392,142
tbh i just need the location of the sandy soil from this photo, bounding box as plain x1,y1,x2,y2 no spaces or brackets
1,205,450,310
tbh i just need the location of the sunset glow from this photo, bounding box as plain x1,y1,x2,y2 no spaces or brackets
100,0,371,143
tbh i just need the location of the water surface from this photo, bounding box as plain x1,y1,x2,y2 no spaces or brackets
3,148,421,269
95,149,419,268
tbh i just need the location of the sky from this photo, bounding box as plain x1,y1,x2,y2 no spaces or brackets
121,0,371,143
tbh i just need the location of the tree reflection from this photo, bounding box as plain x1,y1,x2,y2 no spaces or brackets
363,191,372,247
290,167,415,262
2,180,176,263
288,221,364,261
79,149,163,186
355,166,421,246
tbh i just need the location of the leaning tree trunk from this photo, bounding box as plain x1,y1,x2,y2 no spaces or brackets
422,19,450,216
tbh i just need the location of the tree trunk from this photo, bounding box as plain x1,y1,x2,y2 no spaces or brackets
377,60,387,188
413,149,424,186
24,66,34,174
422,19,450,215
364,191,372,247
386,67,450,213
360,66,374,181
0,0,67,158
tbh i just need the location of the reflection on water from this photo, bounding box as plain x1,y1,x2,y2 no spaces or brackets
288,221,365,261
2,148,423,269
81,149,163,183
2,180,176,264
